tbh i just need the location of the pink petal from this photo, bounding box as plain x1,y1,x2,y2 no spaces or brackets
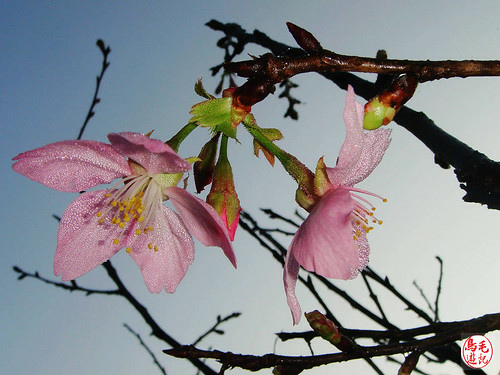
290,187,359,280
327,86,391,187
54,190,130,280
330,86,364,179
108,132,191,174
283,250,303,325
129,206,195,293
12,140,131,192
352,221,370,278
165,186,237,268
329,128,391,187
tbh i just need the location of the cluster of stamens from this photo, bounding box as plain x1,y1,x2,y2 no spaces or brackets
95,174,162,253
348,187,387,241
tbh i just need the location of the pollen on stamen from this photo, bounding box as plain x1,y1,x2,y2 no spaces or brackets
96,212,102,217
135,229,142,236
147,243,153,250
113,238,120,244
126,247,132,253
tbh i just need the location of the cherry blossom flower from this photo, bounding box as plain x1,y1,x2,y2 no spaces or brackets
12,132,236,293
284,86,392,324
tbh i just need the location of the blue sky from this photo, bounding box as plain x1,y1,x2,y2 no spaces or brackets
2,1,499,374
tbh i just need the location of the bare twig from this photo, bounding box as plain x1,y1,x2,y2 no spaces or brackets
193,312,242,346
413,280,435,316
361,272,390,324
12,266,119,296
123,323,167,375
77,39,111,140
434,257,443,322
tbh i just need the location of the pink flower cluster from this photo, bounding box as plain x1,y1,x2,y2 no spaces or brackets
284,86,391,324
12,132,236,293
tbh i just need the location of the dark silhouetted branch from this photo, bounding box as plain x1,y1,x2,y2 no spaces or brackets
77,39,111,140
192,312,242,346
124,323,167,375
164,313,500,373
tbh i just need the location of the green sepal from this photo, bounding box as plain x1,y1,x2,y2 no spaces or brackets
194,79,215,99
190,97,237,139
253,127,283,166
314,157,332,197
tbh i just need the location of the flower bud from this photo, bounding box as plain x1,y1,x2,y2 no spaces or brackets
364,74,418,130
305,310,341,344
206,136,241,240
193,133,220,193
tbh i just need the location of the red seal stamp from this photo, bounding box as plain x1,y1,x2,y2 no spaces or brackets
461,335,493,369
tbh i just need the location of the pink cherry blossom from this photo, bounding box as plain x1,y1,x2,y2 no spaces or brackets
13,132,236,293
284,86,392,324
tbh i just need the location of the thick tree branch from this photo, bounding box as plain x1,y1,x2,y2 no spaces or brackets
164,313,500,373
207,20,500,209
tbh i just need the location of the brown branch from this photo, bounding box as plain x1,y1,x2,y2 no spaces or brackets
225,52,500,84
164,313,500,373
207,20,500,210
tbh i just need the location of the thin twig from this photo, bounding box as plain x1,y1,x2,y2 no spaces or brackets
260,208,300,228
413,280,435,316
192,312,242,346
77,39,111,140
12,266,119,296
123,323,167,375
361,272,390,324
434,257,443,322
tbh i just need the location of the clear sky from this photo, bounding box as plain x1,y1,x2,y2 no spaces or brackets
2,1,499,374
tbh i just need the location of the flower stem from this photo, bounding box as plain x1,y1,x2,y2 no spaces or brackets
166,122,198,152
242,116,315,204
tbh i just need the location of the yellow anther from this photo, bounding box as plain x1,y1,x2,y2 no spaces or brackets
98,218,105,224
119,222,125,229
123,215,130,222
371,207,376,211
96,212,103,217
110,201,118,207
154,245,158,252
119,206,125,211
147,226,153,232
135,229,142,236
378,220,383,225
137,208,143,214
113,238,120,244
137,216,145,223
126,247,132,253
383,198,387,202
105,193,111,197
147,243,153,250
